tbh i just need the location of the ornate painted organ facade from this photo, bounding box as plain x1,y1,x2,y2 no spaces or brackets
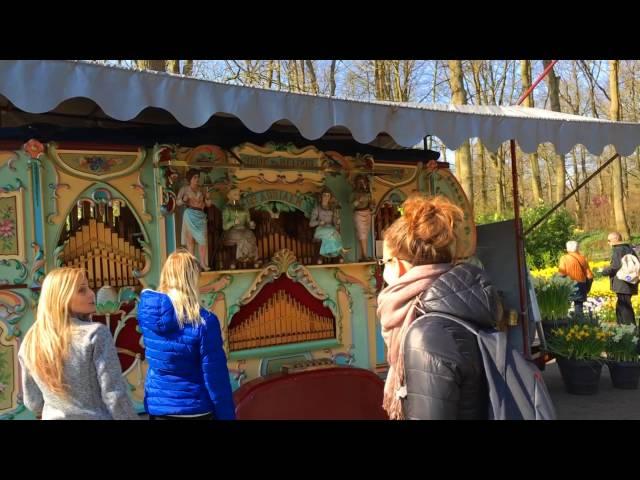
0,136,475,419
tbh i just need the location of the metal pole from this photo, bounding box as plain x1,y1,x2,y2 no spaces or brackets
510,139,530,357
516,60,558,106
510,59,557,358
524,152,620,236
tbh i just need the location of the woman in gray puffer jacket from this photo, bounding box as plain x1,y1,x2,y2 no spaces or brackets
377,194,500,420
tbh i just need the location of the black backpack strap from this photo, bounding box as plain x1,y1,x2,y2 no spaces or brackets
415,299,480,335
417,310,480,336
416,308,508,383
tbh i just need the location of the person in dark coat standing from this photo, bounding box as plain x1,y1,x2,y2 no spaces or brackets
377,194,500,420
600,232,639,325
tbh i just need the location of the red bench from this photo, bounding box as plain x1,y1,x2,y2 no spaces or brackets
233,366,388,420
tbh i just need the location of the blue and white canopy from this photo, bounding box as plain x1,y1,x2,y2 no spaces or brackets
1,59,639,155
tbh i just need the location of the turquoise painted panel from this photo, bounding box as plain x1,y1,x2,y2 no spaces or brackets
0,149,40,420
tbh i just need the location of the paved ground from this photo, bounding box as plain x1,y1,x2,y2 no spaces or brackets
542,360,640,420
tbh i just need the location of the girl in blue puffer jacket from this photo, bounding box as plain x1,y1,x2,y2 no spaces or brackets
138,249,235,420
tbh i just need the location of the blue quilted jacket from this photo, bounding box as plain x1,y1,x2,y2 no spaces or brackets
137,289,235,419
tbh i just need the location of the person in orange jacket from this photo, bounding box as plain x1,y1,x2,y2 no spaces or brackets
558,240,593,320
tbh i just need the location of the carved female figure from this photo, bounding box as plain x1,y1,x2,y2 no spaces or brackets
351,174,374,261
309,189,347,264
176,169,212,270
222,188,260,269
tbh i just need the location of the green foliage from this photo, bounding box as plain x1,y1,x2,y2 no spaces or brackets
532,275,574,322
546,324,608,360
474,205,575,269
474,211,513,225
601,323,640,363
522,205,575,269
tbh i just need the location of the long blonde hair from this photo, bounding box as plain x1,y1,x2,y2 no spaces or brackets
158,249,202,328
21,267,87,397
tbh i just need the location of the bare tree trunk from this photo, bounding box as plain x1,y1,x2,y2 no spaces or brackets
521,60,543,204
373,60,416,103
619,64,630,202
471,61,483,104
597,155,605,197
479,62,491,105
329,60,337,96
623,157,629,200
286,60,297,92
570,62,586,223
384,61,393,100
609,59,631,240
276,61,282,91
471,61,488,213
401,60,414,101
266,60,275,89
580,146,589,225
528,153,543,204
374,60,387,99
517,147,524,207
433,61,440,105
543,60,566,203
487,62,497,104
392,61,403,101
305,60,319,94
477,141,488,213
498,147,506,213
183,60,193,77
136,60,166,71
571,147,584,226
242,60,259,86
582,61,601,118
498,60,509,104
166,60,180,74
585,68,605,199
293,60,301,91
294,60,303,91
374,60,383,99
448,60,474,211
299,60,306,91
543,153,554,204
488,148,505,215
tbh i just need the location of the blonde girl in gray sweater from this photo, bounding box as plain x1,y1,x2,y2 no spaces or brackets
18,267,139,420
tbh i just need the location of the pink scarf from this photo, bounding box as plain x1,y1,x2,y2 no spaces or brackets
377,263,452,419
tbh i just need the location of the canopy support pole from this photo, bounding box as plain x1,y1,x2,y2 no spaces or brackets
510,59,557,358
